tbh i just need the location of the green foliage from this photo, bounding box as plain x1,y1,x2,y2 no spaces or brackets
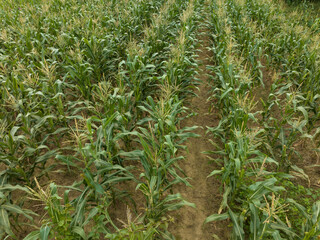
0,0,203,238
0,174,35,239
205,0,320,238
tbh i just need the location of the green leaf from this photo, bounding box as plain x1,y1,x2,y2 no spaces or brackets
56,155,78,167
249,203,260,239
0,208,13,236
73,226,87,239
297,106,308,121
228,209,244,240
204,213,229,224
312,201,320,225
10,126,20,137
207,170,223,178
83,207,99,226
24,231,40,240
2,204,33,220
269,223,298,237
286,198,309,220
0,184,30,193
39,225,51,240
272,231,284,240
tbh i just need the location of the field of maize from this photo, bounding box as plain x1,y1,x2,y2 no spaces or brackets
0,0,319,239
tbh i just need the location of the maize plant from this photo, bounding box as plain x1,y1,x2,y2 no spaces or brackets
1,0,319,238
0,0,204,238
205,0,320,238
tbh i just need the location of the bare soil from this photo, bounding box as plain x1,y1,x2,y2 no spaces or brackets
170,29,230,239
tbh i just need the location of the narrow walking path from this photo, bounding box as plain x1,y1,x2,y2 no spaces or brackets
171,23,229,239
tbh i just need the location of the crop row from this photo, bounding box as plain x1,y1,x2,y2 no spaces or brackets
205,0,320,238
0,0,205,238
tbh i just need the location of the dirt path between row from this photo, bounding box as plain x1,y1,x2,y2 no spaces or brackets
170,21,229,240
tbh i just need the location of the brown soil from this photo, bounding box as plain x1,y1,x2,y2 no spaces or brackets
293,137,320,188
170,28,230,239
